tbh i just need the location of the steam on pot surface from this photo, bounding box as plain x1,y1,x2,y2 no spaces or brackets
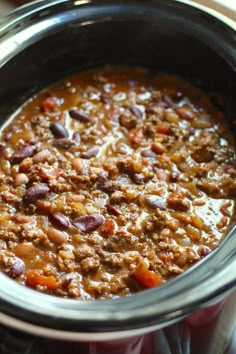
0,66,235,300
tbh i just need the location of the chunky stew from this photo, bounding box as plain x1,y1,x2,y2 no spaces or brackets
0,67,235,299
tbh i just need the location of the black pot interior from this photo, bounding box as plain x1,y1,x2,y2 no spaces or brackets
0,0,235,335
0,0,235,125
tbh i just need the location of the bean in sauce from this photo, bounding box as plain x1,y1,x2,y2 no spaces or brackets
0,66,235,300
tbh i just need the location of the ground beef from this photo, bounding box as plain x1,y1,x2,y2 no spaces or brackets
0,66,235,299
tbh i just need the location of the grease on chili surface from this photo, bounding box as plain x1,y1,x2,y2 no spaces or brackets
0,67,235,299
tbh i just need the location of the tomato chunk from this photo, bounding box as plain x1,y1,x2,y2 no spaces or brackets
26,271,58,290
41,97,58,112
134,262,163,288
128,128,143,146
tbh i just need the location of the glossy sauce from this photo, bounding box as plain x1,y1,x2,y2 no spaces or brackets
0,66,235,299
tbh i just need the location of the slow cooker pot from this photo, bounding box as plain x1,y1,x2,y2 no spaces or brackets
0,0,235,353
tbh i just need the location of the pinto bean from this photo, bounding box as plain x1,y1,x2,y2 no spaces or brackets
176,106,196,120
14,243,36,257
47,228,68,244
15,173,29,186
72,158,84,173
19,157,33,172
151,142,166,154
33,149,51,163
15,215,33,224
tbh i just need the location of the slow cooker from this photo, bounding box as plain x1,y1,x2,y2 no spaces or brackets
0,1,235,353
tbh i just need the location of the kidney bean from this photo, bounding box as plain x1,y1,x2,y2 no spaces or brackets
106,203,121,216
81,146,99,159
50,212,70,229
4,125,18,141
72,132,81,144
145,195,167,210
170,171,180,182
72,214,105,233
47,227,68,244
29,136,39,145
15,173,29,186
130,106,143,119
132,173,145,185
162,95,175,108
53,138,75,149
198,245,211,257
11,145,36,164
141,149,156,158
24,184,50,204
69,109,91,122
50,123,69,138
100,93,111,104
8,257,25,278
0,145,5,158
99,180,118,194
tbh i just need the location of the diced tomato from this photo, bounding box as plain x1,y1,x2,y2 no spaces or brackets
134,262,163,288
26,271,58,290
41,97,58,112
100,219,116,237
156,124,170,134
128,128,143,146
